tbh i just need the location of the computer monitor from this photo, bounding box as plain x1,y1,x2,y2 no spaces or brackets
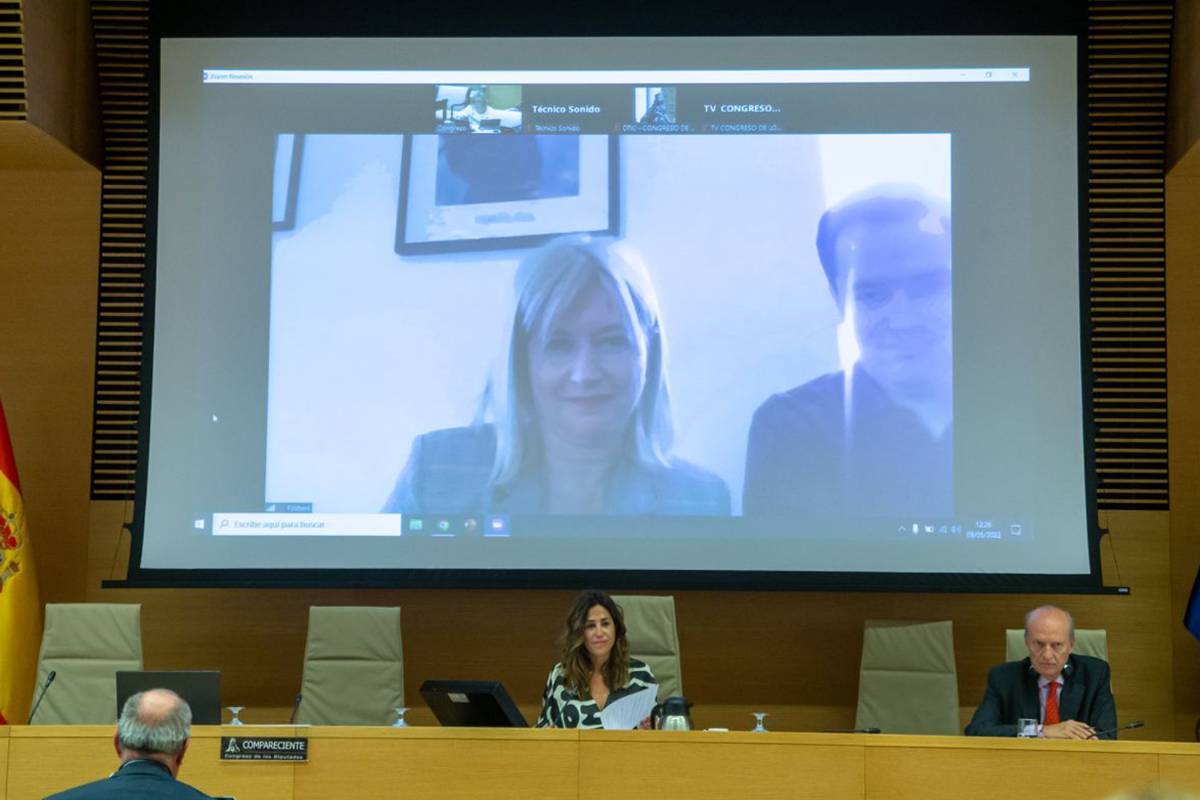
116,670,222,725
420,679,528,727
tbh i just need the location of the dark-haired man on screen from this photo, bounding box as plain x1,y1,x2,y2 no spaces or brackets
743,184,953,518
965,605,1117,739
45,688,212,800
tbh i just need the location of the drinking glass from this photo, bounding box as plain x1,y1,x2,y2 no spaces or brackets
1017,718,1038,738
393,707,410,728
752,712,768,733
226,706,245,726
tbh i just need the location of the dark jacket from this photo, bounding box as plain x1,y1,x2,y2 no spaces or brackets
964,654,1118,738
743,366,952,518
44,759,211,800
382,424,730,516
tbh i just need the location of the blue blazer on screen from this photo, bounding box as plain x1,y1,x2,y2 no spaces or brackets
964,654,1117,739
381,424,731,516
44,759,212,800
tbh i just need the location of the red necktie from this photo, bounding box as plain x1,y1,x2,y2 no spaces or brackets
1045,681,1060,726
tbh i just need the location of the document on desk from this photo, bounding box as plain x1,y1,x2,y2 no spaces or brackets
600,685,658,730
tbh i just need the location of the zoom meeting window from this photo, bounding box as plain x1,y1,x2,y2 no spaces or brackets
142,37,1087,577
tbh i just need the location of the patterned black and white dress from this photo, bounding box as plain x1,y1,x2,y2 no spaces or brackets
535,658,657,729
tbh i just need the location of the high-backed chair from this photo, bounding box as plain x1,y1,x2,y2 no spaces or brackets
612,595,682,700
298,606,404,725
1005,628,1109,662
855,619,959,735
32,603,143,724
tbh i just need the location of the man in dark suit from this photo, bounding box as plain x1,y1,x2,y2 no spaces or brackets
966,605,1117,739
45,688,212,799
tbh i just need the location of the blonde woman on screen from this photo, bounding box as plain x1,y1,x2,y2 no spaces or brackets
382,235,730,516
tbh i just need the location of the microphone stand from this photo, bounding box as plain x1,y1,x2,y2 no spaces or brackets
27,670,56,725
1089,720,1144,739
288,692,303,725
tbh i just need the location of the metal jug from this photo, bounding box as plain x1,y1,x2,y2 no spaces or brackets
651,696,693,730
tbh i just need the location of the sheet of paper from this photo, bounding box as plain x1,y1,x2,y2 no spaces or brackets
600,685,658,730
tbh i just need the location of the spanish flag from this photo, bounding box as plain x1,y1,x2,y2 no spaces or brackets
0,398,42,724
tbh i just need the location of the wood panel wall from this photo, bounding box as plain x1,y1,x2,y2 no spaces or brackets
20,0,101,168
0,163,99,607
1167,141,1200,742
1168,0,1200,169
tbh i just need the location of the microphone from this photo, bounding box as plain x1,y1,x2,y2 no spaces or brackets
1089,720,1144,739
821,727,881,734
288,692,303,724
27,670,56,724
1027,660,1073,677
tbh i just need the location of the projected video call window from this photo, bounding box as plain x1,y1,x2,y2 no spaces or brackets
634,87,676,124
143,38,1089,577
268,132,952,522
434,84,523,133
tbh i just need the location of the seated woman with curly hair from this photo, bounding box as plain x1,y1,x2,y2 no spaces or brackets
537,590,657,729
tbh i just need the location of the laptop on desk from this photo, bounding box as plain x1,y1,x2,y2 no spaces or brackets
420,679,528,727
116,670,222,725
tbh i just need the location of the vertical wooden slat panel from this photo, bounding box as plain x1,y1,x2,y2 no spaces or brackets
89,0,147,500
1088,0,1173,510
0,1,25,120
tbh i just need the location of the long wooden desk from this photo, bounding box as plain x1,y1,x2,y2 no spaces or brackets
2,725,1199,800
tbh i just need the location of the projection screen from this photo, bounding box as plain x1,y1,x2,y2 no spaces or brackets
130,34,1098,589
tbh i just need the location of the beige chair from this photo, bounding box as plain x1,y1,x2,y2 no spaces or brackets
297,606,404,725
612,595,682,700
1005,628,1108,662
855,619,959,735
32,603,143,724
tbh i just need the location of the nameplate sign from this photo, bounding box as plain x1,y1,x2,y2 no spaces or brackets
220,736,308,762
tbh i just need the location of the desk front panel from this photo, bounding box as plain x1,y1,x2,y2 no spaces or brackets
580,732,866,800
1157,752,1200,795
8,727,121,800
294,728,577,800
186,732,295,800
6,726,294,800
6,726,1200,800
864,739,1160,800
0,727,8,800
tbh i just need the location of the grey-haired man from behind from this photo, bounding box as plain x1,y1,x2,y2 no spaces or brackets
45,688,212,800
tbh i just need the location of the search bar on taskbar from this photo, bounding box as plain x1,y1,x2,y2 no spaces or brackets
212,513,402,536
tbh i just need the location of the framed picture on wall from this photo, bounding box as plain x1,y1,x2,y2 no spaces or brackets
272,133,304,232
395,134,619,254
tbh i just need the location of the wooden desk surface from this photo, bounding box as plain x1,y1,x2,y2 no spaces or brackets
3,726,1199,800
